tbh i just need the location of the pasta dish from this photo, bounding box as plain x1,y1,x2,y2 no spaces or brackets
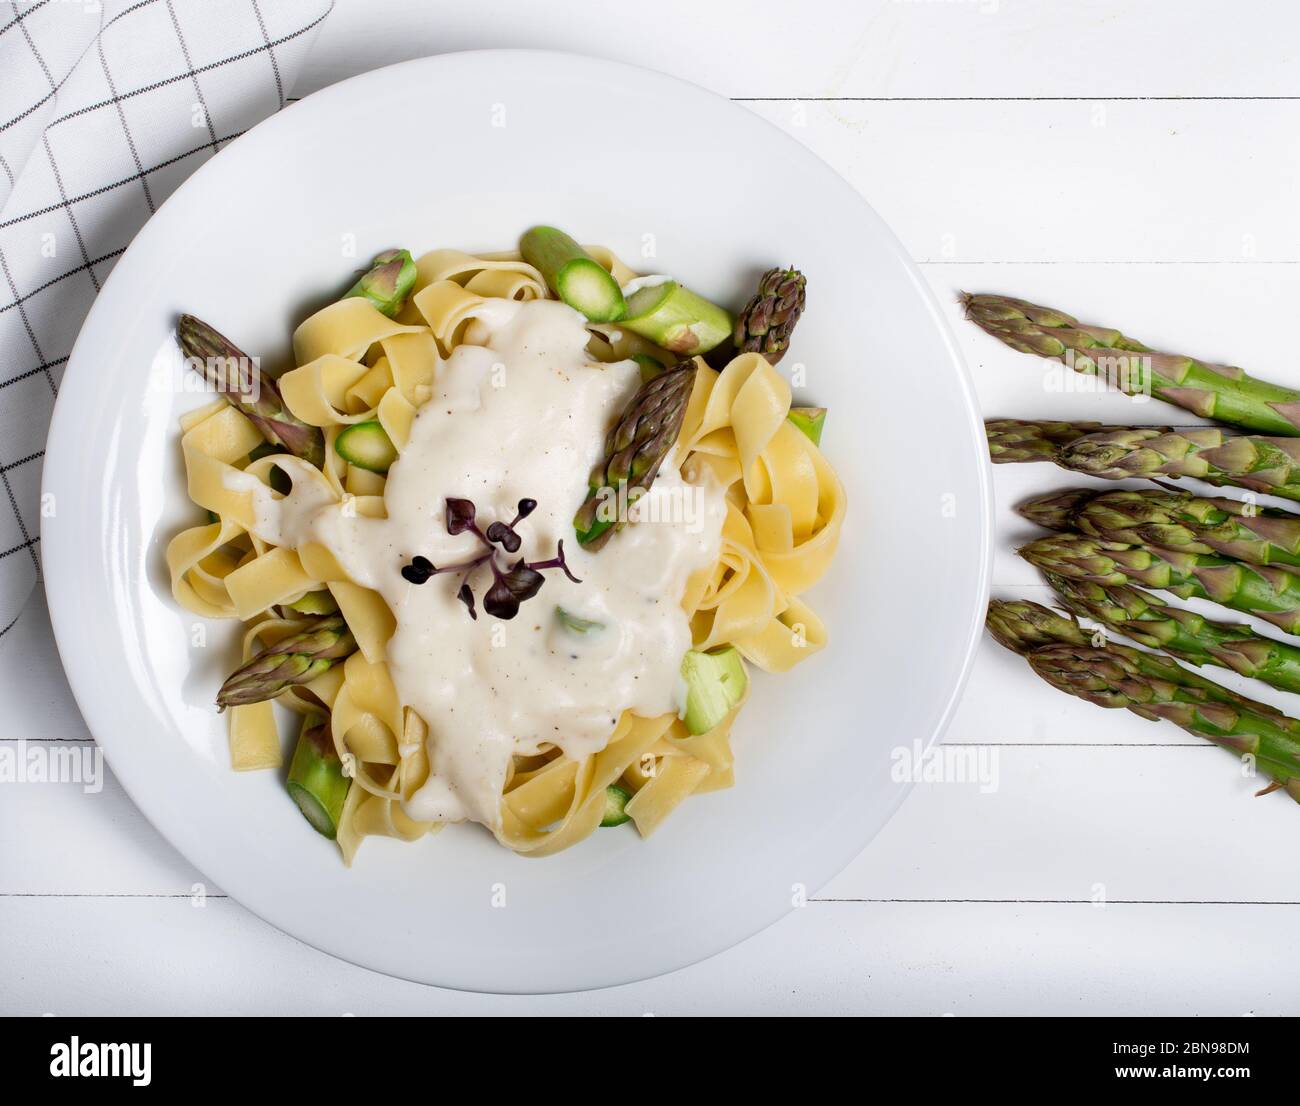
166,228,845,861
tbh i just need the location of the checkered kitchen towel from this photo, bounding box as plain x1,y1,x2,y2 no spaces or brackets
0,0,333,644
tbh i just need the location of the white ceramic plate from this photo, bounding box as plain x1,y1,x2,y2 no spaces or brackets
43,50,991,992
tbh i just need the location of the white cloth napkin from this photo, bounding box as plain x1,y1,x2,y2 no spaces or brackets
0,0,333,644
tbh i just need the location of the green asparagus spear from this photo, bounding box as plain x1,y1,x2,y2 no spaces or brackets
1015,488,1099,532
985,418,1125,463
177,315,325,467
601,784,632,827
621,280,733,356
334,420,398,473
1061,427,1300,502
1046,573,1300,695
734,267,806,365
1020,532,1300,635
345,249,417,317
632,354,664,383
987,600,1300,800
556,607,605,635
247,443,293,494
985,420,1300,502
520,226,626,322
986,596,1093,652
574,360,696,551
216,615,357,708
1020,487,1300,568
285,590,339,616
963,293,1300,435
787,407,826,446
286,712,351,839
681,646,748,735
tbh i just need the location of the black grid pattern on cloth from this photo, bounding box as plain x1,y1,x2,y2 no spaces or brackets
0,0,333,640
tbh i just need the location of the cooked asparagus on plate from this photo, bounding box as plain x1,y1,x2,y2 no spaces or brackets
787,406,826,446
286,712,351,839
335,419,398,473
520,225,627,323
574,360,696,551
216,615,357,708
177,314,325,467
733,267,806,365
345,248,418,318
621,278,733,355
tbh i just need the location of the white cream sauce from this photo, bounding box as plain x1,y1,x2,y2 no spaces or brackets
249,299,726,835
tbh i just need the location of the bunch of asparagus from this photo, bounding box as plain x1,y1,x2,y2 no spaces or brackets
970,292,1300,805
987,600,1300,802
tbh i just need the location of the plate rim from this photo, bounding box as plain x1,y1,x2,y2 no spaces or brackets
41,47,993,993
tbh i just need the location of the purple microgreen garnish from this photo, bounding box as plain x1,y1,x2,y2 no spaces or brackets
482,562,546,620
505,562,546,600
485,520,522,553
444,497,477,535
402,549,491,584
400,555,435,585
456,582,478,620
402,497,580,620
527,539,581,584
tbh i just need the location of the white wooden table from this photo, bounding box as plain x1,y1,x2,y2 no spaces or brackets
5,0,1300,1015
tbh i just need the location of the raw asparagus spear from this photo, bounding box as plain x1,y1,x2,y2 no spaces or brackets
985,418,1124,463
986,596,1092,652
986,419,1300,503
520,226,626,322
1020,487,1300,568
1015,488,1099,532
1061,427,1300,502
216,615,357,708
1045,573,1300,695
622,280,733,356
574,360,696,551
733,267,806,365
345,249,417,317
987,600,1300,800
177,315,325,467
963,293,1300,435
286,712,350,839
1020,533,1300,635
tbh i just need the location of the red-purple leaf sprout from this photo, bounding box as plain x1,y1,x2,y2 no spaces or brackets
401,497,578,620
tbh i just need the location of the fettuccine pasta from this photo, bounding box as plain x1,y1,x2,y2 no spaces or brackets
167,239,845,863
